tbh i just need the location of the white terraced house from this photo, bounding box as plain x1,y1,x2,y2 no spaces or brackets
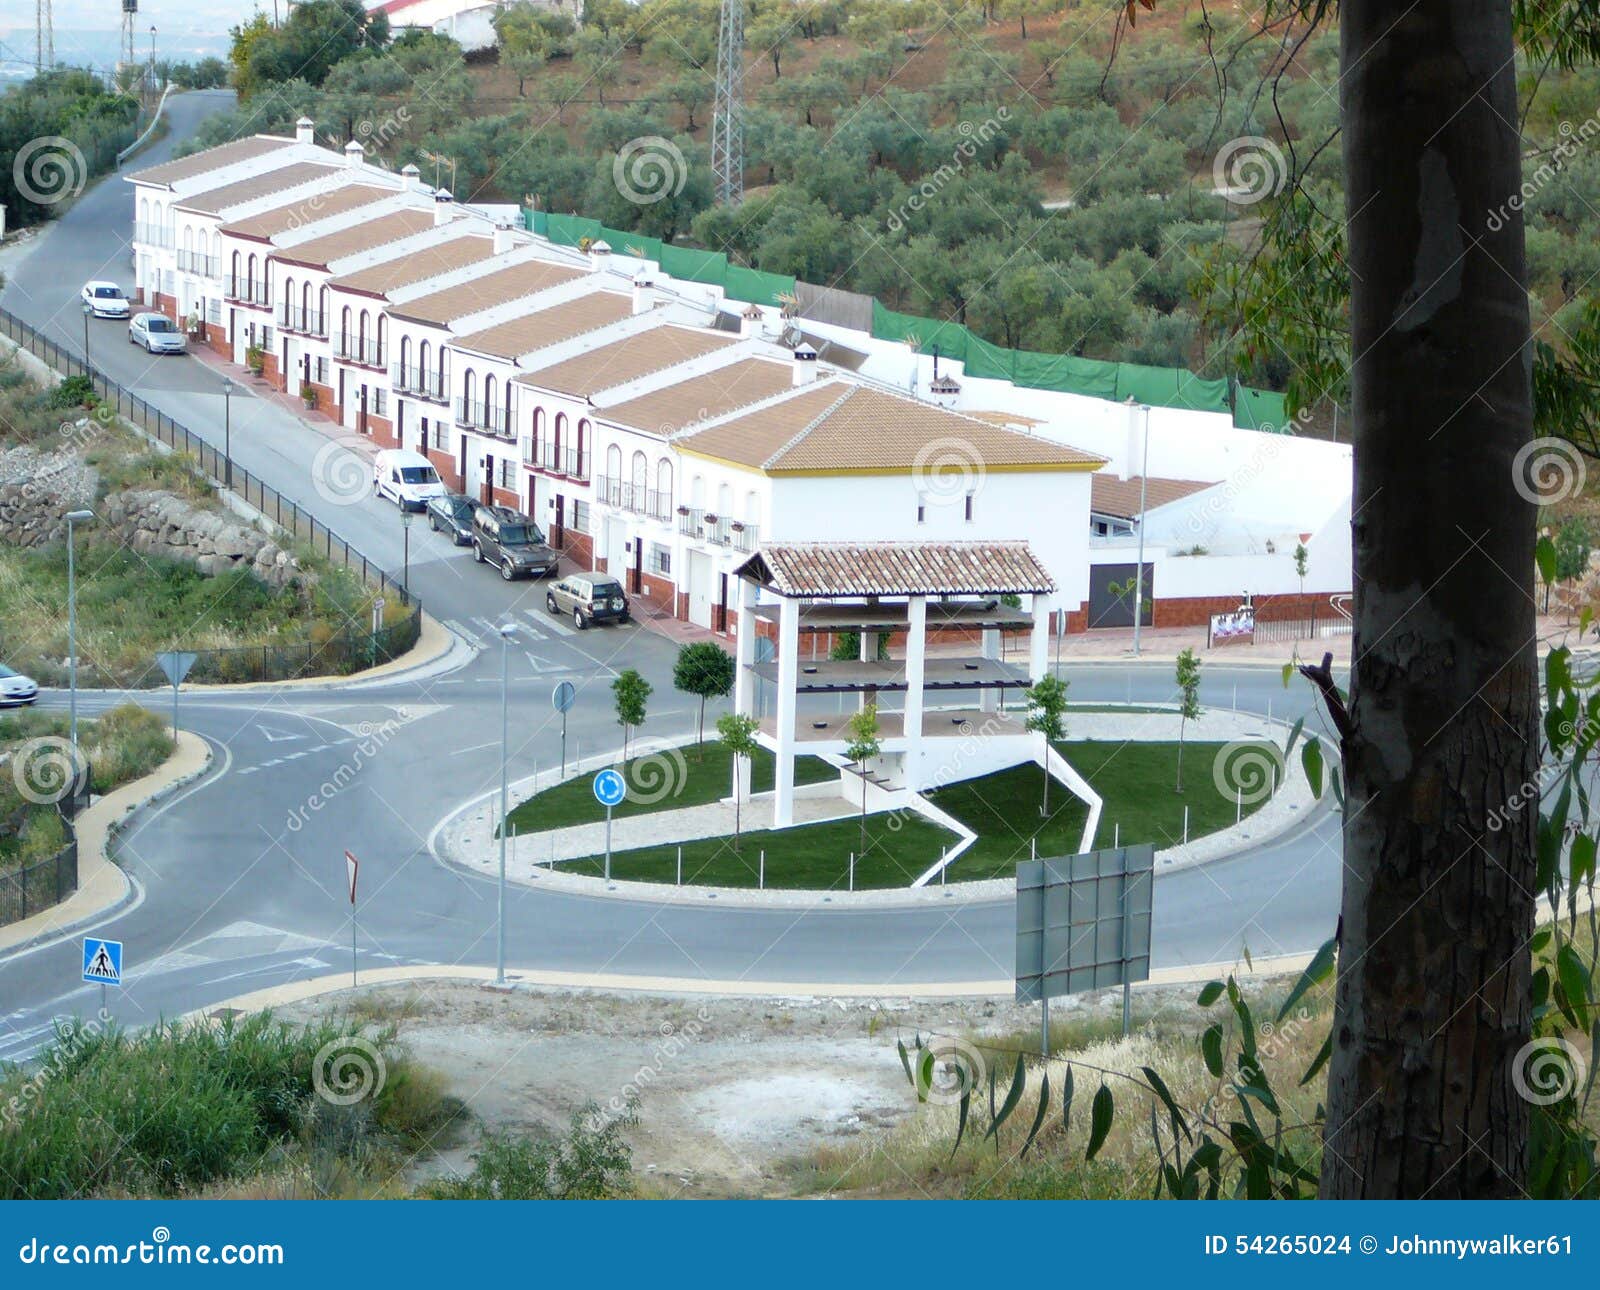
124,120,1355,640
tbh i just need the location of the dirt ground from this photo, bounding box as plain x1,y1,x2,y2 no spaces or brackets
275,977,1230,1197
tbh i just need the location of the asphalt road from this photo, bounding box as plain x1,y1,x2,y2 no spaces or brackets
0,95,1347,1058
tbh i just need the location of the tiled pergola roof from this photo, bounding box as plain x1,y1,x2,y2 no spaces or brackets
736,541,1055,599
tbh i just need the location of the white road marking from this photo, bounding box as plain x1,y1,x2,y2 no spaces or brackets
255,724,303,743
444,618,484,647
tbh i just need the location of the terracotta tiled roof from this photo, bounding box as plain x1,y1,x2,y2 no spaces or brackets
328,234,496,297
739,541,1056,598
450,292,633,360
173,162,339,216
1090,474,1216,519
678,380,1103,474
126,135,294,188
220,184,393,241
387,259,586,326
271,209,435,269
601,358,794,437
515,326,734,398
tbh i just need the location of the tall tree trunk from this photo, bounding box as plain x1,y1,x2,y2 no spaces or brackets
1323,0,1538,1198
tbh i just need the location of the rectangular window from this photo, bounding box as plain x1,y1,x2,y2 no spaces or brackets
431,419,448,451
372,388,388,418
315,357,330,385
916,495,926,524
570,500,589,534
964,492,974,522
650,544,672,576
499,458,516,489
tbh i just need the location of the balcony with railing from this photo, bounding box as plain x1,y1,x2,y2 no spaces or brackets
223,276,272,308
334,334,385,369
593,476,672,521
134,222,174,249
527,442,588,480
391,364,448,404
454,398,512,439
677,506,759,551
278,304,328,338
176,250,220,278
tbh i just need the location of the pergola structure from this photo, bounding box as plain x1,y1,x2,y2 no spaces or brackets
732,541,1057,827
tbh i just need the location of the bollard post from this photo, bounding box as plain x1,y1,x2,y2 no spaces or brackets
677,845,682,886
759,849,765,890
1113,822,1119,849
1236,785,1242,824
1183,805,1189,844
849,852,855,892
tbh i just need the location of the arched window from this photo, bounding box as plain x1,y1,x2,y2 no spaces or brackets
631,450,647,497
182,226,193,255
606,443,622,485
745,490,761,530
247,253,258,292
483,374,497,426
318,285,328,329
717,482,733,516
554,412,567,459
531,407,544,457
399,335,411,378
503,379,513,431
358,310,368,347
341,306,352,353
231,250,241,292
377,315,387,363
690,474,705,509
577,417,590,478
656,459,672,507
463,368,478,411
418,339,431,381
282,276,294,320
436,346,447,385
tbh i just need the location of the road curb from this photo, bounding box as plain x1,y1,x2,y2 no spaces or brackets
182,950,1319,1018
0,729,214,958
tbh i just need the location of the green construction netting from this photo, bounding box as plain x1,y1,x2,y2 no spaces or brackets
1233,385,1290,432
871,302,970,364
1012,347,1121,400
659,244,727,285
1114,362,1231,413
526,210,547,235
544,213,602,247
724,265,796,307
962,332,1014,380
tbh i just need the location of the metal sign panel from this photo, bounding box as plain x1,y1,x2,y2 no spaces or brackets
82,937,123,985
155,650,197,687
1015,844,1154,1004
593,768,626,807
552,680,576,713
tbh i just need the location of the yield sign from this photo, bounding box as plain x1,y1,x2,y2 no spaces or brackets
345,850,359,904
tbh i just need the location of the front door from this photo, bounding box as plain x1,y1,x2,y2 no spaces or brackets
481,452,494,505
687,550,713,629
553,494,565,548
632,537,643,595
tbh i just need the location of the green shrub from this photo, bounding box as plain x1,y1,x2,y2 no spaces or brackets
48,375,93,409
423,1104,635,1199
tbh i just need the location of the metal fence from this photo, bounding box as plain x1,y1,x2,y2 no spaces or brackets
0,831,78,927
0,303,425,683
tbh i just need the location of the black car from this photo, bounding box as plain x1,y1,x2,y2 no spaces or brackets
426,493,476,545
471,505,559,581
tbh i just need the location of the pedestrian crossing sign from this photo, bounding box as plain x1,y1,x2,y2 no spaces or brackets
82,938,122,986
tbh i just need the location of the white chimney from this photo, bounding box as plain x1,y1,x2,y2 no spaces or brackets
400,163,421,192
929,371,961,410
632,269,657,316
792,342,819,386
295,116,315,146
344,139,365,168
433,187,454,226
739,302,764,339
589,239,612,271
493,221,515,255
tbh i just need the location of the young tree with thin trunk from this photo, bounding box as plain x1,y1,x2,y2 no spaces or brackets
1174,647,1200,793
716,712,759,851
844,704,881,856
1024,673,1069,816
611,668,652,762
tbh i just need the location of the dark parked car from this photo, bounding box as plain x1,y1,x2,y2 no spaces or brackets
471,505,558,581
426,493,475,545
546,572,629,629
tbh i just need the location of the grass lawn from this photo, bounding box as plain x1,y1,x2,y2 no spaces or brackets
552,740,1282,889
503,741,836,834
555,811,959,890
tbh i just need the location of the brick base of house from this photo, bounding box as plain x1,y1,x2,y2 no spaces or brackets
425,448,462,491
1149,590,1346,629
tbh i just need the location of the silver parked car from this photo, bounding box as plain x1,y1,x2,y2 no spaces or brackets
129,312,188,354
545,572,629,629
0,663,39,706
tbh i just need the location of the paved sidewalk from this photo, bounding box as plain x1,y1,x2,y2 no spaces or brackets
185,342,367,455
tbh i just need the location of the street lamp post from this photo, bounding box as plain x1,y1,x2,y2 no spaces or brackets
496,621,517,985
221,377,233,490
401,507,412,599
1131,402,1151,658
64,509,95,754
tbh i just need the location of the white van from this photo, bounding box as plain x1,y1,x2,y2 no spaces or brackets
373,449,446,511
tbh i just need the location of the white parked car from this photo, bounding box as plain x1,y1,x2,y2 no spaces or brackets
80,281,130,319
128,312,187,354
0,664,39,707
373,448,446,511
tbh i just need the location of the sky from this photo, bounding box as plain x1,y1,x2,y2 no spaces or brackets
1,0,267,80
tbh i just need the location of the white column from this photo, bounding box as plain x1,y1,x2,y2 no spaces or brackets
903,596,927,792
979,626,1001,712
773,595,800,827
1030,594,1052,683
732,578,758,801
